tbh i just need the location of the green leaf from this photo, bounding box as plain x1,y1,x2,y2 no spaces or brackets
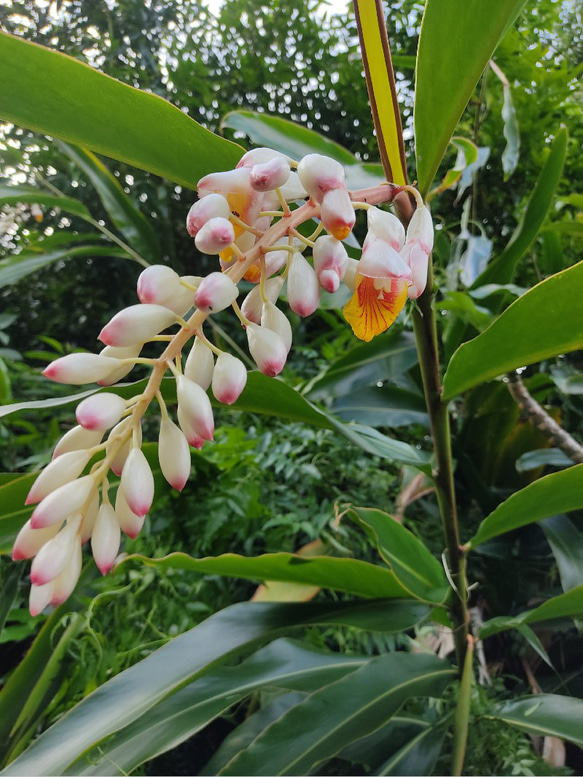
0,564,22,638
218,653,454,775
346,507,448,603
540,515,583,592
474,129,568,286
0,357,11,403
0,245,132,288
66,639,367,776
120,551,413,600
550,370,583,395
429,137,478,198
488,694,583,747
501,82,520,179
0,31,242,189
515,448,572,473
306,329,418,400
56,142,160,263
467,465,583,548
331,385,428,428
377,718,449,776
415,0,527,195
0,186,92,220
2,600,430,776
443,261,583,399
480,587,583,639
221,110,382,189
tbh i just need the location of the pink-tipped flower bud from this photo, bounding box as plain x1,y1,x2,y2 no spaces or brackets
405,203,434,253
194,272,239,313
81,490,100,544
50,539,82,606
99,304,178,348
184,337,215,390
121,447,154,518
186,193,230,237
97,344,142,386
43,354,123,385
359,237,413,282
26,450,91,505
246,323,288,377
91,503,121,574
313,235,348,293
287,252,320,317
177,406,206,450
237,147,290,169
75,392,126,431
212,353,247,405
261,302,293,353
250,157,291,192
52,425,103,459
197,168,262,227
297,154,345,203
13,519,60,561
30,475,95,529
367,207,406,250
241,276,285,324
158,417,191,491
30,516,81,586
29,582,54,617
115,488,145,539
137,265,195,316
320,188,355,241
176,375,215,441
195,217,235,255
400,241,430,300
107,418,141,476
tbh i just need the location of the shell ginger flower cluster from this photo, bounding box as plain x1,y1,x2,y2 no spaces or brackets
12,148,433,615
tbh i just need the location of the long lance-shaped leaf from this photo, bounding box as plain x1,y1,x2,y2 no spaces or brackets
479,586,583,639
487,695,583,747
0,186,92,220
466,465,583,549
0,31,242,188
218,652,454,775
442,261,583,400
119,551,414,600
353,0,407,185
414,0,527,195
66,639,368,776
2,600,429,776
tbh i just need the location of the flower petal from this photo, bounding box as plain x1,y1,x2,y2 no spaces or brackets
343,274,408,342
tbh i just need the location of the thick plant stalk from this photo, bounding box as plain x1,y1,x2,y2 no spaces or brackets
506,373,583,464
451,634,475,776
412,262,469,667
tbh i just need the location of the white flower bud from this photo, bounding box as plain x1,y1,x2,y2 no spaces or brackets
320,188,355,241
186,193,230,237
121,447,154,518
184,337,215,390
194,272,239,313
359,238,412,281
30,475,96,529
297,154,345,203
246,323,288,377
158,417,191,491
29,582,54,616
13,519,60,561
241,276,285,324
287,252,320,317
43,354,124,385
367,207,406,250
250,157,290,192
197,168,262,227
400,241,430,300
115,487,145,539
137,265,195,316
279,171,307,201
99,304,178,348
76,392,126,431
261,302,292,353
30,516,81,586
195,217,235,255
176,375,215,441
177,406,206,450
212,353,247,405
92,503,121,574
108,418,141,476
50,539,82,606
26,450,91,505
97,344,142,386
52,425,103,459
81,489,100,544
313,235,348,293
405,204,434,252
237,147,290,168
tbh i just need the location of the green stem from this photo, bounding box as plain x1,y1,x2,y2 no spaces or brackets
411,261,469,667
452,634,475,776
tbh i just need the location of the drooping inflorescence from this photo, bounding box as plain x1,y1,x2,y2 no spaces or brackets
12,149,433,614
